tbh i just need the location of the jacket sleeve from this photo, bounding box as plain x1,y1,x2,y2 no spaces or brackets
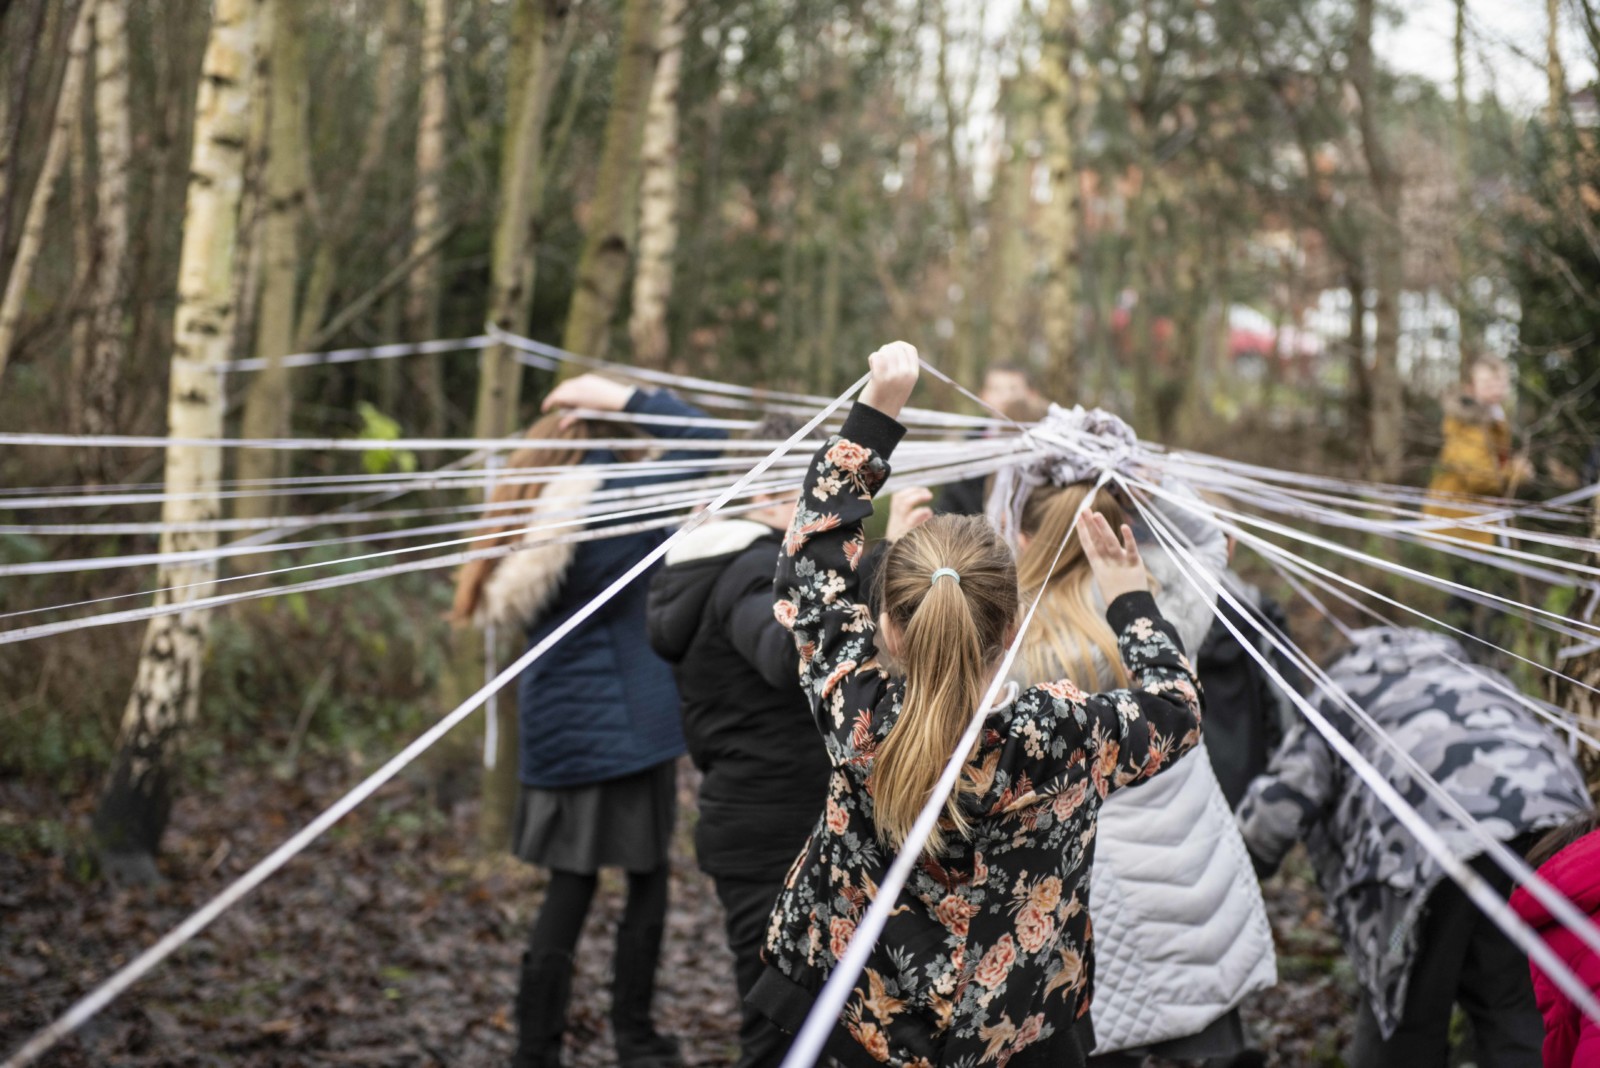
774,404,906,756
1141,479,1227,658
1000,591,1203,799
725,561,802,692
1235,717,1338,877
626,387,727,467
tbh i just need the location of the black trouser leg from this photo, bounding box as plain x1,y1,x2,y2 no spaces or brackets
514,870,597,1068
1457,845,1544,1068
613,866,683,1067
1348,845,1543,1068
713,874,794,1068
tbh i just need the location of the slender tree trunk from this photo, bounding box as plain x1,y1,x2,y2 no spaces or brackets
69,61,94,416
934,0,975,388
559,0,660,362
627,0,685,371
295,0,407,348
476,0,570,442
1547,0,1568,126
92,0,261,879
1453,0,1481,378
0,0,50,271
0,0,92,382
672,26,723,376
237,0,306,521
986,77,1033,367
1352,0,1403,481
474,0,574,854
407,0,450,436
1037,0,1078,400
1345,266,1369,437
77,0,132,457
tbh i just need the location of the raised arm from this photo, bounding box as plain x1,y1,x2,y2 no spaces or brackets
773,343,917,749
1002,589,1203,800
989,512,1203,800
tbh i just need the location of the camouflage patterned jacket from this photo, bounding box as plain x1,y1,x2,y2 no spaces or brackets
1236,627,1589,1039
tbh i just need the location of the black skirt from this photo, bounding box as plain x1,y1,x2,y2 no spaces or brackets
512,760,677,874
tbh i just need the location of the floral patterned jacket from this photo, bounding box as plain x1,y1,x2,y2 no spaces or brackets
758,404,1204,1068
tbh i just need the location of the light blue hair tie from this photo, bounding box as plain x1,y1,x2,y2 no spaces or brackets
930,567,961,587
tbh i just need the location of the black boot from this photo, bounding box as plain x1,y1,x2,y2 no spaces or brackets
512,948,573,1068
611,922,684,1068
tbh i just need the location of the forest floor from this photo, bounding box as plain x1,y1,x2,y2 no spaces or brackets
1,749,1357,1068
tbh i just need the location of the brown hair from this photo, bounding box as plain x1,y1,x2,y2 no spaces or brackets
449,412,645,625
1015,483,1132,690
1525,808,1600,870
871,514,1019,856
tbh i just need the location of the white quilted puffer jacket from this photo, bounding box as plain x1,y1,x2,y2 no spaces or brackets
1016,482,1278,1052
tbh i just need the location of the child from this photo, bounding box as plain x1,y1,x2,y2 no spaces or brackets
1013,479,1275,1064
748,343,1204,1068
1510,809,1600,1067
1236,627,1589,1066
452,373,725,1068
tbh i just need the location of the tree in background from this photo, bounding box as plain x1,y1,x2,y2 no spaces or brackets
91,0,261,878
560,0,659,363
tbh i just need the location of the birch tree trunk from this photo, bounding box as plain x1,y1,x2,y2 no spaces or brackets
407,0,450,435
559,0,659,363
1352,0,1403,481
626,0,685,371
474,0,574,853
78,0,132,453
1037,0,1079,400
92,0,261,879
0,0,93,382
236,0,306,520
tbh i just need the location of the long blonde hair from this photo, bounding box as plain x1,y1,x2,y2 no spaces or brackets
1015,483,1132,690
871,515,1019,856
449,412,645,624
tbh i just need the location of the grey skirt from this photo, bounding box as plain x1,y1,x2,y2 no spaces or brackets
512,760,677,874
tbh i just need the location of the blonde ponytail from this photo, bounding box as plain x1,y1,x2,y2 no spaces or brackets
871,515,1018,856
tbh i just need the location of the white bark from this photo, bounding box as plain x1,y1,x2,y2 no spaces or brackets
626,0,686,370
94,0,261,870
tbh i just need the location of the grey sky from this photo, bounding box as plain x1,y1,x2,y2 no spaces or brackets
1379,0,1595,108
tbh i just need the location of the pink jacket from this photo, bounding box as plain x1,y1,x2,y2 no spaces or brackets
1510,830,1600,1067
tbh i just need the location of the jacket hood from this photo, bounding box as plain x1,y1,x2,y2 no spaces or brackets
648,520,780,664
1511,829,1600,933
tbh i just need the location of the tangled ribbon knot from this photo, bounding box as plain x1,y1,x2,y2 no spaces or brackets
986,404,1141,544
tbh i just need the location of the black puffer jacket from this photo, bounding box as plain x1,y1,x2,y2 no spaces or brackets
646,520,831,879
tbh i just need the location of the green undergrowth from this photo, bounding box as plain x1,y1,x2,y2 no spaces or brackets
1,548,462,812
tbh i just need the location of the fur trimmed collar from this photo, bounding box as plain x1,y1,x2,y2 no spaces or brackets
476,474,602,628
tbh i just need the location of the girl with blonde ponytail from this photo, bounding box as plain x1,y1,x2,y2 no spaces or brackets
751,343,1204,1068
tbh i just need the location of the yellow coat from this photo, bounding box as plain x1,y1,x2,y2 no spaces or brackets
1423,393,1513,547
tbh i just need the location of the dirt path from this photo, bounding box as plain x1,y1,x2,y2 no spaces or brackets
1,756,1353,1066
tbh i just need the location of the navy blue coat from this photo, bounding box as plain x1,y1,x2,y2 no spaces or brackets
516,389,725,788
